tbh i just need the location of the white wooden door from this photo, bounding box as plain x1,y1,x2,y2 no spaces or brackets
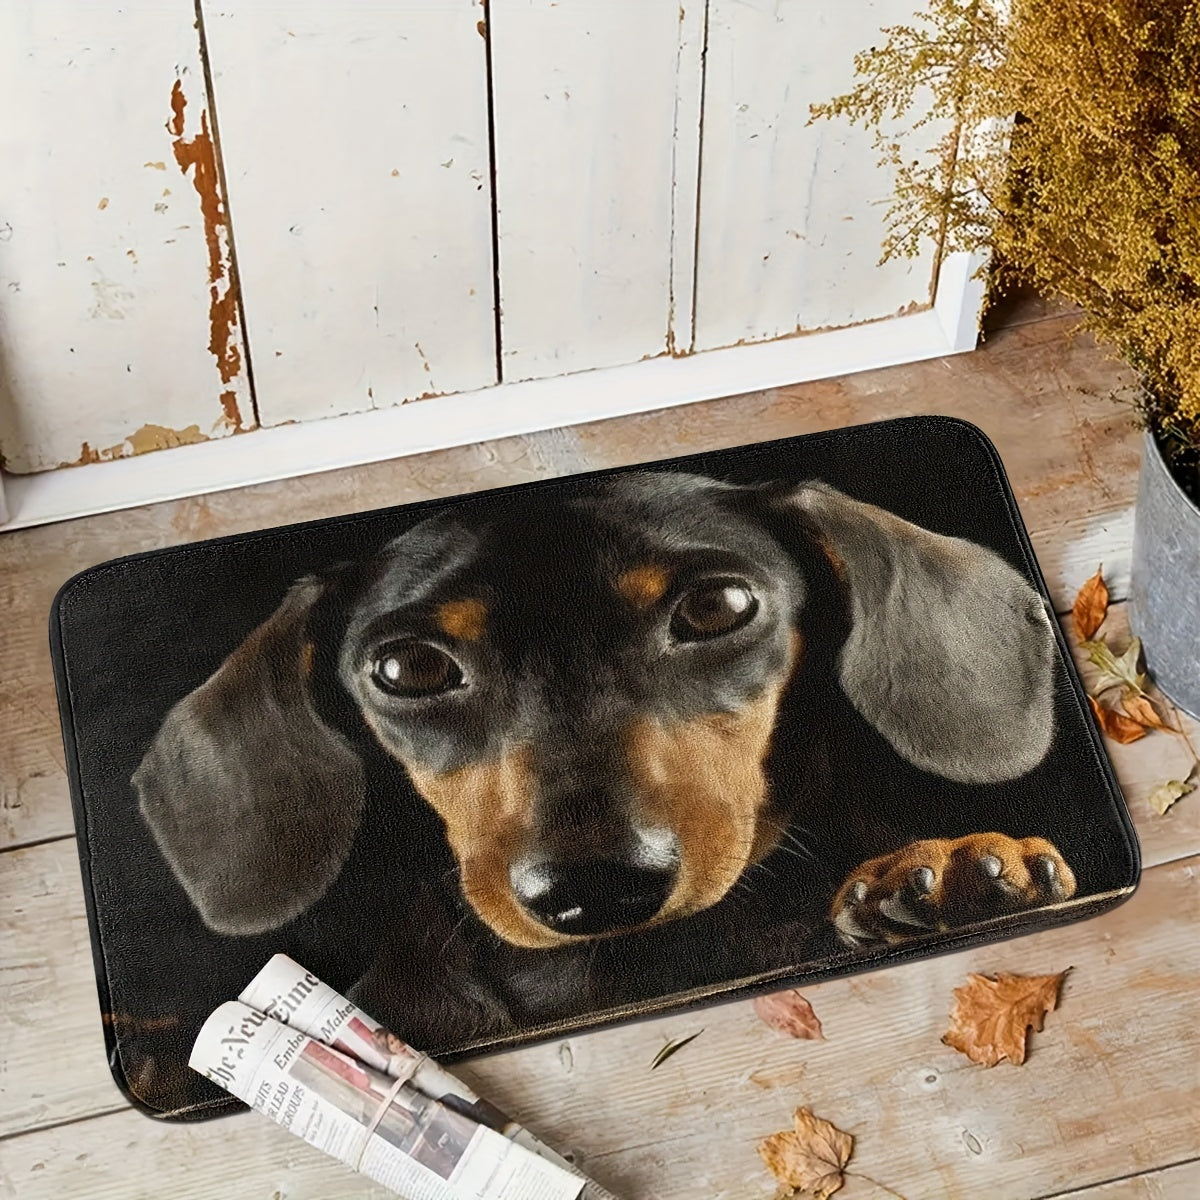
200,0,498,426
0,1,252,474
693,0,944,351
0,1,983,529
488,0,706,380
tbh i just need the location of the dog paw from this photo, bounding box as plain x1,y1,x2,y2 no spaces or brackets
831,833,1077,948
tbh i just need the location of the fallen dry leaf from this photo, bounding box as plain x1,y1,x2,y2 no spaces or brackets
1148,776,1196,816
1072,567,1109,642
754,990,825,1041
1121,693,1169,730
942,971,1067,1066
1089,696,1148,744
649,1029,703,1070
1086,637,1147,697
758,1107,853,1200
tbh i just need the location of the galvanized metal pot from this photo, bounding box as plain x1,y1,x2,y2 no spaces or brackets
1130,430,1200,718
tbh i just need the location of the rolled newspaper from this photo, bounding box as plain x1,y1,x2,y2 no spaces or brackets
240,956,534,1143
189,955,620,1200
190,1000,585,1200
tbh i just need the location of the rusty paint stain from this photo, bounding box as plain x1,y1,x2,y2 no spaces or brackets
167,80,186,137
477,18,487,37
125,423,209,454
59,442,102,468
414,341,432,374
168,80,245,429
218,390,243,429
97,197,110,211
61,424,211,466
716,300,935,351
390,168,400,177
144,161,167,170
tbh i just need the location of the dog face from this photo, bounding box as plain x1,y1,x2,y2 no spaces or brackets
336,476,806,947
133,472,1057,946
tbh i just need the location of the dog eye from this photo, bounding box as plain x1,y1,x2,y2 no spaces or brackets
371,642,463,697
671,583,758,641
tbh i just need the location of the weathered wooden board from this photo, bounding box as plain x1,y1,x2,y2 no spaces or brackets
0,838,116,1137
0,0,252,474
692,0,943,351
2,854,1196,1198
489,0,702,379
199,0,497,424
1050,1160,1200,1200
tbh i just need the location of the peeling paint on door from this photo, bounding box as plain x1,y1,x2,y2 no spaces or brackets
56,422,209,468
125,422,209,453
218,390,241,429
58,443,103,468
0,4,256,473
168,79,245,431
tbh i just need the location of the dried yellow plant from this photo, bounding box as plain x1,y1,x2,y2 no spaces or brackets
811,0,1200,490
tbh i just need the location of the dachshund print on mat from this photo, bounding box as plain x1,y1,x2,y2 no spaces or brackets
132,472,1079,1051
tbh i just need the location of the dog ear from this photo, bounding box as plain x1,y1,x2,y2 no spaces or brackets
132,576,365,936
779,482,1057,783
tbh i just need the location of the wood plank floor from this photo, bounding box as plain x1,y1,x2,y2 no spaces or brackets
2,295,1196,1199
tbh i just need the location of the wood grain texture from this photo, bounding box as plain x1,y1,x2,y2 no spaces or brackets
693,0,943,351
0,0,252,474
1042,1160,1200,1199
0,839,113,1137
199,0,497,424
2,856,1196,1198
489,0,699,379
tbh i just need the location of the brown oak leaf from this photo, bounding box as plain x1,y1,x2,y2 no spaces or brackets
942,971,1067,1066
1072,567,1109,642
1089,696,1147,744
758,1107,853,1200
754,990,825,1041
1120,693,1169,731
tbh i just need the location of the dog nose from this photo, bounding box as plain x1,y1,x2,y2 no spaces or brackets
511,859,678,937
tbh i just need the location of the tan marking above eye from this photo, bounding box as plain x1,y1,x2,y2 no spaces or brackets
616,564,672,608
435,598,488,641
